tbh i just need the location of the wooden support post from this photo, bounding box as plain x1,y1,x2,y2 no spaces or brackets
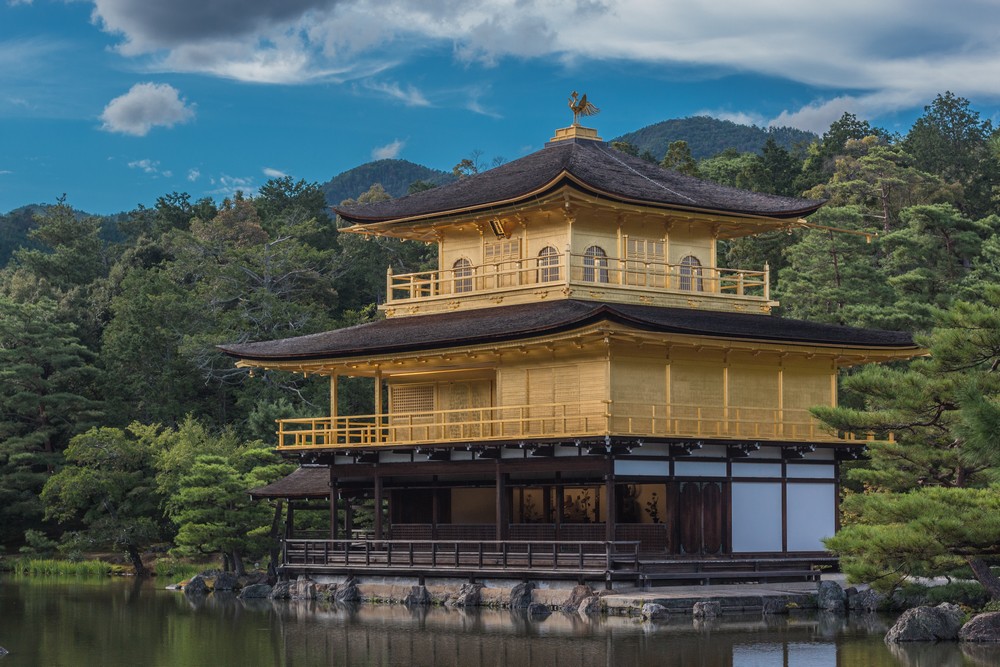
432,476,440,540
554,472,562,541
495,464,509,541
329,468,339,541
606,464,617,543
374,472,384,540
330,372,339,421
375,368,382,426
285,502,295,539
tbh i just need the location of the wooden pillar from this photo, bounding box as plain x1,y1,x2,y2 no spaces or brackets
431,476,439,540
495,464,509,541
374,368,383,434
268,500,284,579
554,472,562,540
285,502,295,539
330,372,339,420
606,463,617,543
374,472,384,540
542,485,552,526
329,468,339,541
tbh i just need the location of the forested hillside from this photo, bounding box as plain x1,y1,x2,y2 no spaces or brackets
614,116,817,160
320,159,454,203
3,93,1000,594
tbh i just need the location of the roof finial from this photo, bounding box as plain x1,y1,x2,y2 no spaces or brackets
568,91,600,126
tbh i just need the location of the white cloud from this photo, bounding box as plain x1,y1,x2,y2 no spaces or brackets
372,139,405,160
187,168,200,181
127,159,173,178
263,167,288,178
7,0,33,6
364,81,430,107
207,173,255,195
101,83,194,136
128,158,159,173
0,169,12,175
86,0,1000,125
699,110,768,128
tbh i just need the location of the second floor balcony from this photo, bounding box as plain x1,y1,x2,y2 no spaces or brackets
275,400,855,451
383,252,773,317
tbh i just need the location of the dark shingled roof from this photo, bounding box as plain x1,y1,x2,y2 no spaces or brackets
249,466,329,499
335,139,824,224
219,300,917,362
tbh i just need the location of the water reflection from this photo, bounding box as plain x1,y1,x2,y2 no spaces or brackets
1,578,996,667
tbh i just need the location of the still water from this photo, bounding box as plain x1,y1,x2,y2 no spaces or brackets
0,578,996,667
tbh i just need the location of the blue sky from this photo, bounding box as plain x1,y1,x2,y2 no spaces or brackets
2,0,1000,214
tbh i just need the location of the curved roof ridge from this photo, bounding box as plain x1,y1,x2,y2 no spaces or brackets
334,141,823,224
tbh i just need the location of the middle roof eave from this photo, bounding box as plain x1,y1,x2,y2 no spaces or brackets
218,300,919,364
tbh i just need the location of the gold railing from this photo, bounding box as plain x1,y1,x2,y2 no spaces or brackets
386,253,769,304
276,400,841,450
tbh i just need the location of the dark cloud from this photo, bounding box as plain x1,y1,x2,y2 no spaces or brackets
92,0,339,50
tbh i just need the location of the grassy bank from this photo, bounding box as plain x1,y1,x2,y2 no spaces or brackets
0,556,213,580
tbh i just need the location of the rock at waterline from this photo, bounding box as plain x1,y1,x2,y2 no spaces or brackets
816,580,846,613
183,575,210,596
239,584,273,599
212,571,240,591
693,601,721,619
508,582,533,609
527,602,551,618
960,612,1000,642
640,603,669,621
0,646,8,657
885,603,963,643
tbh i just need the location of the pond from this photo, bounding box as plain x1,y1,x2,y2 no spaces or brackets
0,578,996,666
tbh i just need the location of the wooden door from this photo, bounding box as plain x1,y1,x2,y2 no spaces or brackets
678,481,724,555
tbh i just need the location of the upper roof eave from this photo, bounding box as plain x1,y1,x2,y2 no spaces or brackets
337,172,823,231
334,140,825,227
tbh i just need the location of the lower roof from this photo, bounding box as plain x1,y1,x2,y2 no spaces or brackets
219,300,918,363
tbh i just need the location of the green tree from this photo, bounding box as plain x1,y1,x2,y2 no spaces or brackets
777,207,895,328
334,184,436,311
167,446,287,575
660,140,700,176
904,92,998,217
797,112,891,191
817,293,1000,598
0,297,102,545
881,204,996,329
806,136,956,233
41,427,161,576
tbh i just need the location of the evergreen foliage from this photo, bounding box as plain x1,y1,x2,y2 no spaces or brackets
2,94,1000,587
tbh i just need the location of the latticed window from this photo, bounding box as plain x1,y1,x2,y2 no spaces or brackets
582,245,609,283
452,258,473,293
390,384,435,414
484,239,521,287
679,255,704,291
538,246,560,282
484,239,520,264
625,237,666,286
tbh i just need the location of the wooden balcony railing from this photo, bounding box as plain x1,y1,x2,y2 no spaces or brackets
386,253,769,305
276,401,844,450
282,538,641,575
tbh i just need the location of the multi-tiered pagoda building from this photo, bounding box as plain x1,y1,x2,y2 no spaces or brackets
222,114,919,586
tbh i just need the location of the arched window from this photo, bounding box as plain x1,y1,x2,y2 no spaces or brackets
538,246,560,283
583,245,609,283
453,258,473,293
678,255,703,291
